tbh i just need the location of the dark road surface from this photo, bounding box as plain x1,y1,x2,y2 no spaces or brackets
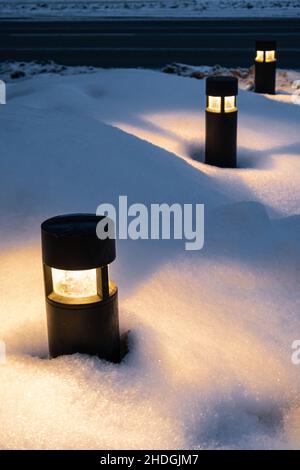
0,18,300,68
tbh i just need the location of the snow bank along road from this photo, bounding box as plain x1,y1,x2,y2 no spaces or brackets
1,18,300,68
1,0,300,18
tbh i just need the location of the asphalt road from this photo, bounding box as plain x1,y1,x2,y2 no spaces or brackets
0,18,300,68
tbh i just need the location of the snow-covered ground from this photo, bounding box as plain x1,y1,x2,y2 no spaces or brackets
1,0,300,18
1,63,300,449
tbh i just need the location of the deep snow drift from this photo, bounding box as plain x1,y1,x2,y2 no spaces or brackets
0,65,300,449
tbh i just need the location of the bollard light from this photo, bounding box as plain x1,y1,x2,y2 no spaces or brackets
41,214,120,363
205,76,238,168
255,40,277,94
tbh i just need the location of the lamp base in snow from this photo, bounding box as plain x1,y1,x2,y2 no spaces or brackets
205,110,237,168
46,290,120,363
255,61,276,95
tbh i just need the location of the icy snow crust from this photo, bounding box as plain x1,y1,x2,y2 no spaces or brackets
0,65,300,449
1,0,300,18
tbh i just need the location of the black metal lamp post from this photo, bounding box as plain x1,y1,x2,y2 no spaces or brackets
205,76,238,168
255,40,277,94
41,214,120,363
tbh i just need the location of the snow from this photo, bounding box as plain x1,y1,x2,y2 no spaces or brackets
1,0,300,19
1,63,300,449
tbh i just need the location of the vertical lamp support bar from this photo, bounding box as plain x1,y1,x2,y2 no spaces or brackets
205,76,238,169
99,266,110,300
41,214,120,363
255,40,277,95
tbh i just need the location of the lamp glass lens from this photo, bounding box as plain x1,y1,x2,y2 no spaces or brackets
255,50,264,62
265,50,276,62
51,268,97,299
224,96,236,113
207,96,221,113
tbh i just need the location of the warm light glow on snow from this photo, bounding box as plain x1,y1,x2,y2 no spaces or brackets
1,245,300,449
112,111,203,159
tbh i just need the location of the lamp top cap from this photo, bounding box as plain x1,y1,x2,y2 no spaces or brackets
41,213,116,270
206,76,238,97
256,39,277,51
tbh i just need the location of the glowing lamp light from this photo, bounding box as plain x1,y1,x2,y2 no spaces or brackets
207,95,236,114
255,40,277,94
205,76,238,168
41,214,120,363
255,50,276,63
51,268,98,301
